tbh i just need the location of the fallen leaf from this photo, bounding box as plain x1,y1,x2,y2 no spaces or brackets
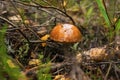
28,59,41,66
40,34,50,47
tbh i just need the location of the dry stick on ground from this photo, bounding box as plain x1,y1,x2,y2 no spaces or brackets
8,0,40,39
31,0,76,25
0,16,30,43
15,0,75,25
24,62,90,80
24,62,72,75
83,61,120,65
114,64,120,80
14,1,64,23
104,62,112,80
24,60,120,76
24,61,91,80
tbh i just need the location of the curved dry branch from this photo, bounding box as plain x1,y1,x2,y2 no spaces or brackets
15,0,75,25
0,16,30,43
31,0,75,25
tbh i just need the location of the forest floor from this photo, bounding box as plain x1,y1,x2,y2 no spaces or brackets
0,0,120,80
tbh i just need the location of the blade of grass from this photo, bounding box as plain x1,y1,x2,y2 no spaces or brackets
115,19,120,32
0,24,27,80
96,0,111,27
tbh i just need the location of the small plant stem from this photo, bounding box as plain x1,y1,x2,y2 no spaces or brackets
104,62,112,80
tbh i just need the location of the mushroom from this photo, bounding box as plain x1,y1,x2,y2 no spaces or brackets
50,23,82,43
50,23,82,61
50,24,91,80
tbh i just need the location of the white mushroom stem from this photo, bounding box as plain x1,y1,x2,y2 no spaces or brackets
62,44,76,62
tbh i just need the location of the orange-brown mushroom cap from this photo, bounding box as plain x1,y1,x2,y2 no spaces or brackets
50,23,82,43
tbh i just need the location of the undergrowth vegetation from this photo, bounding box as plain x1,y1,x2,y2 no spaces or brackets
0,0,120,80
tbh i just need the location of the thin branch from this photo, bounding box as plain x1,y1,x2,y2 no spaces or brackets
0,16,30,43
24,62,72,75
9,0,27,28
31,0,76,25
9,0,40,39
84,61,120,65
104,62,112,80
14,1,68,23
114,64,120,80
